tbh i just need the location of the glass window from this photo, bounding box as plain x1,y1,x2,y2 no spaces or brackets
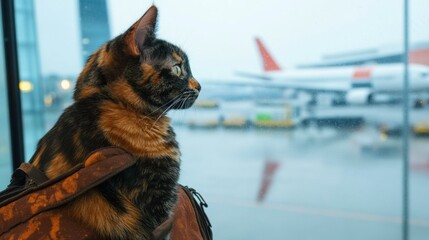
0,5,13,189
8,0,429,239
15,0,45,159
410,0,429,239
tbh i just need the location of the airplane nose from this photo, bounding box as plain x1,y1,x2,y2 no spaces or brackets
189,78,201,92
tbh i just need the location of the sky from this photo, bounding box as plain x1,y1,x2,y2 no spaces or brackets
34,0,429,80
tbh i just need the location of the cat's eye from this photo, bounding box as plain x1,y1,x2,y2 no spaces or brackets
172,65,182,77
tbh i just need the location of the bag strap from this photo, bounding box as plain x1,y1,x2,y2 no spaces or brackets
0,147,136,235
18,163,49,185
0,163,49,205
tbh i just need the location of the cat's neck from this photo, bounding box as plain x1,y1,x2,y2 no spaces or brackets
103,78,155,115
97,99,179,160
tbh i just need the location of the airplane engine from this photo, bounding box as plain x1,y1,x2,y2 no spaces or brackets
345,89,373,105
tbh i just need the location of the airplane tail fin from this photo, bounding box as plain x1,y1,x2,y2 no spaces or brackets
255,37,282,72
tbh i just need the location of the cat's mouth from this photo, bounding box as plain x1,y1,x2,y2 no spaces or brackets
171,90,199,109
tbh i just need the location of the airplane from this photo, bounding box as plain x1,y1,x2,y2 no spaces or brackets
234,38,429,106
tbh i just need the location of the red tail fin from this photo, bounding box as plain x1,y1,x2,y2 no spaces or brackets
255,37,282,72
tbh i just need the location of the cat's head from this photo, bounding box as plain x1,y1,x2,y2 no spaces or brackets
74,6,200,113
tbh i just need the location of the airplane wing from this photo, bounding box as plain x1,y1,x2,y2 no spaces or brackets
201,78,349,94
235,71,272,80
285,81,350,94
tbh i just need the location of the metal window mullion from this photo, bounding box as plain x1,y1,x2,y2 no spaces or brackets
402,0,410,239
1,0,25,170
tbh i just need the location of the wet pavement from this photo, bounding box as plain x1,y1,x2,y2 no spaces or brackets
1,103,428,239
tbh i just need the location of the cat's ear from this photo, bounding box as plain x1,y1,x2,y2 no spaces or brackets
125,5,158,57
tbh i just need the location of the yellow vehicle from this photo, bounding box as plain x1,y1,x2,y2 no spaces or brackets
188,119,220,128
413,119,429,135
193,100,219,109
223,115,249,128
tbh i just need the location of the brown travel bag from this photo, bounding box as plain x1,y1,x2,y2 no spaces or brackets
0,147,212,240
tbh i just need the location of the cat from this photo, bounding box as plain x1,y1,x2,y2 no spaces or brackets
28,5,200,239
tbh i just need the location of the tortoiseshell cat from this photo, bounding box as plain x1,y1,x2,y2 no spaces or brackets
29,6,200,239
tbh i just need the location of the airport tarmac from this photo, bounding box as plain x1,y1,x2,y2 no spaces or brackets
174,103,429,239
176,125,429,240
0,103,428,239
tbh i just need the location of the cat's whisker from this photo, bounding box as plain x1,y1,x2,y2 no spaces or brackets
148,94,183,116
148,90,194,116
179,98,186,110
149,97,183,130
180,96,192,119
171,97,187,123
169,108,181,124
183,95,191,108
184,95,193,108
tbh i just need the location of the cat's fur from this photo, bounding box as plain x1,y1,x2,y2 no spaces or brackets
29,6,200,239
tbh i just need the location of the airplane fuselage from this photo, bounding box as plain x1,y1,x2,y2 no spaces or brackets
265,63,429,93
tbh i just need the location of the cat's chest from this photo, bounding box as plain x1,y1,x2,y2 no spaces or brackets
115,156,180,209
97,101,180,160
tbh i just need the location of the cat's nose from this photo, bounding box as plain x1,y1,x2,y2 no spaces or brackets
188,78,201,92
